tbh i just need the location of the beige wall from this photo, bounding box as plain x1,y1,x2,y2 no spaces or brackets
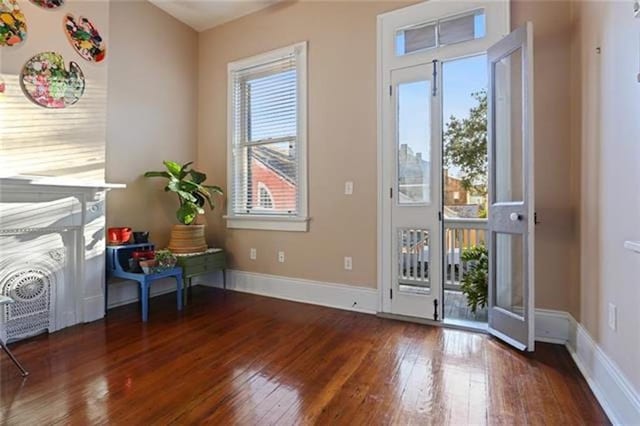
198,1,581,311
574,0,640,394
106,0,198,247
511,1,578,315
0,0,109,181
198,1,411,288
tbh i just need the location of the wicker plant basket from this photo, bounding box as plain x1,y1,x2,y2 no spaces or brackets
167,224,208,254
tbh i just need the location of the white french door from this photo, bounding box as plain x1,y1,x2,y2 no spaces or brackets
378,0,511,322
487,23,535,351
387,64,442,319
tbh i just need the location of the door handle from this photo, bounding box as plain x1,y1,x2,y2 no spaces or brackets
510,212,522,222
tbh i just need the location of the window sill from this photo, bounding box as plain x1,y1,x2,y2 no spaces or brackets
225,215,310,232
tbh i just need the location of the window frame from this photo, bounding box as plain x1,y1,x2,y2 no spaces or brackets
225,42,309,232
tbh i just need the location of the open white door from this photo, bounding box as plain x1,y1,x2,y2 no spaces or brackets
387,63,442,320
487,23,535,351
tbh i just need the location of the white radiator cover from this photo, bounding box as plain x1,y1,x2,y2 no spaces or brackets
0,177,122,342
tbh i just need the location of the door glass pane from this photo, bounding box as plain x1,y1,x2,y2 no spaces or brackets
494,47,524,203
442,54,487,219
495,233,524,318
397,80,431,204
398,228,430,291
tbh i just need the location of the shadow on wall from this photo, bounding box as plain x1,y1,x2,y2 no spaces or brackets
106,175,181,248
0,75,107,182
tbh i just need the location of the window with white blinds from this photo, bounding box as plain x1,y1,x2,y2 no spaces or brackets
227,42,308,232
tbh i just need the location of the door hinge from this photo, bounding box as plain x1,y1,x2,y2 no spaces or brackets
438,211,442,221
433,299,439,321
390,288,393,299
390,187,393,198
534,212,540,225
432,59,438,96
389,85,393,96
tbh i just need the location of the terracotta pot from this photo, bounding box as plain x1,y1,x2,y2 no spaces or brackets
168,224,208,254
139,259,158,274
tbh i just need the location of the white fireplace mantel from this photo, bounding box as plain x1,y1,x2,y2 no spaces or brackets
0,176,126,191
0,177,125,341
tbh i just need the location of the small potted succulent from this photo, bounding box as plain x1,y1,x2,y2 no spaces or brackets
155,249,177,269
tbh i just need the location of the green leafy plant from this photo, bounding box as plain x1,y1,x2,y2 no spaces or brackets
443,90,487,196
460,244,488,314
155,249,177,268
144,161,223,225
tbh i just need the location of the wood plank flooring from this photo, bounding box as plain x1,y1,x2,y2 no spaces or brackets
0,287,609,425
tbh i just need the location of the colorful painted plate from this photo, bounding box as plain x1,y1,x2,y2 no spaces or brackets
0,0,27,47
64,14,106,63
0,75,5,96
20,52,85,108
29,0,63,9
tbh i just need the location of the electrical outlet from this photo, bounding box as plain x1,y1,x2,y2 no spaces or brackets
344,256,353,270
345,181,354,195
250,248,257,260
278,251,285,263
608,303,617,331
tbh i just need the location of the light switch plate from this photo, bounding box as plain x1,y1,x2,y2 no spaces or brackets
345,181,354,195
250,248,257,260
344,256,353,270
608,303,617,331
278,251,285,263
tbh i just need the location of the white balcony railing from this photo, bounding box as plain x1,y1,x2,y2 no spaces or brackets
396,219,487,291
444,218,487,291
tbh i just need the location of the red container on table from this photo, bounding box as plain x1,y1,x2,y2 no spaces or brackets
132,250,155,261
107,227,133,245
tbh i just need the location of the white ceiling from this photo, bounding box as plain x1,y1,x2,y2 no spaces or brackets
149,0,280,32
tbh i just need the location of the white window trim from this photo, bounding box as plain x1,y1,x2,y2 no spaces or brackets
225,41,309,232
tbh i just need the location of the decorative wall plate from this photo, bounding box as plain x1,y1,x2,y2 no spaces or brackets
29,0,63,9
64,14,106,63
0,0,28,47
0,75,5,95
20,52,85,108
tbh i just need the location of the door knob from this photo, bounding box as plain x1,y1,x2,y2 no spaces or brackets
510,212,522,221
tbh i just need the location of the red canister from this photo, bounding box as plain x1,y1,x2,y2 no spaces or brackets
107,227,133,245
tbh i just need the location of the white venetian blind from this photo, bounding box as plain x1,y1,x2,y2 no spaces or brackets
230,53,299,216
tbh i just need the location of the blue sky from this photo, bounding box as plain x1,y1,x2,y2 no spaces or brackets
398,54,487,178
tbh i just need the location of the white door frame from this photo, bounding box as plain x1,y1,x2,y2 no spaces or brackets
377,0,510,315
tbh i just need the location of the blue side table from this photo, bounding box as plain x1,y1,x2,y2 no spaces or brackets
105,243,183,322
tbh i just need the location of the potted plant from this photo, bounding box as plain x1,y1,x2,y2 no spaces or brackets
155,249,177,269
144,161,223,254
460,244,488,314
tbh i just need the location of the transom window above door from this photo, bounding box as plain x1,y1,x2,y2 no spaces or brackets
396,9,486,56
226,42,309,232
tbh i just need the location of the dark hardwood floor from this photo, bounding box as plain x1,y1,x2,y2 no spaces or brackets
0,287,608,425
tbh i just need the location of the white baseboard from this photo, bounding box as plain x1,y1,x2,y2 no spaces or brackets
106,278,181,309
566,317,640,425
534,308,572,344
200,270,378,314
